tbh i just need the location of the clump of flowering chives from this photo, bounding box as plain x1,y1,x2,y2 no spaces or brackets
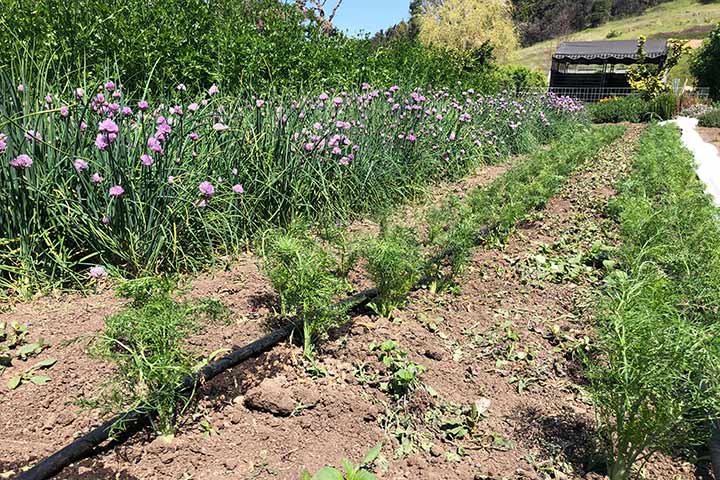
199,181,215,197
9,154,33,169
88,265,108,279
73,159,89,172
109,185,125,197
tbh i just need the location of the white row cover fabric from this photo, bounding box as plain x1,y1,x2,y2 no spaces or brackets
661,117,720,207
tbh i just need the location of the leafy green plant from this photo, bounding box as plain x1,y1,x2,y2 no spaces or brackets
698,109,720,127
359,227,424,317
587,96,650,124
627,36,689,100
587,125,720,480
116,276,177,306
0,321,48,373
370,340,426,399
6,357,56,390
89,293,200,434
691,24,720,101
301,443,383,480
262,230,349,359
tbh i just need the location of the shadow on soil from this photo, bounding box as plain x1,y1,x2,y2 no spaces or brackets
1,460,139,480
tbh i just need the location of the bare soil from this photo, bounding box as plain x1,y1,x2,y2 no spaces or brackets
1,132,710,480
698,127,720,151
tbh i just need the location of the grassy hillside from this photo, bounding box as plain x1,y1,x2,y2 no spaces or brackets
512,0,720,79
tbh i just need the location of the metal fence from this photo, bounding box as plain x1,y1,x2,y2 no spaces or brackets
546,86,710,103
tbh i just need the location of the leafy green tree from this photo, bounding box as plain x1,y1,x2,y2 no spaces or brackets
416,0,519,60
691,24,720,101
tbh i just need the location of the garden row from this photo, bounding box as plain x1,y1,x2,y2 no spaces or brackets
29,124,624,473
587,124,720,479
0,71,584,295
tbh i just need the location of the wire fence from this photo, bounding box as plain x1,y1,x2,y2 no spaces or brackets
542,86,710,103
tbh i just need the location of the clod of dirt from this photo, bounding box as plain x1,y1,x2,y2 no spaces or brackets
244,375,296,416
474,398,491,416
292,384,320,408
424,349,444,361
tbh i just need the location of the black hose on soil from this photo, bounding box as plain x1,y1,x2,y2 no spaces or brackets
17,288,378,480
18,221,498,480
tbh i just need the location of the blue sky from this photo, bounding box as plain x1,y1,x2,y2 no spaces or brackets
331,1,410,36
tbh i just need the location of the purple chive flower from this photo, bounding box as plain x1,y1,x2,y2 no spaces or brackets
318,93,329,101
176,83,187,91
104,81,115,91
208,84,219,96
60,105,70,117
88,265,108,279
147,136,163,154
256,99,265,108
232,168,238,176
98,118,119,135
9,154,33,169
95,134,109,151
187,102,199,112
138,100,149,111
80,121,88,132
101,216,110,225
232,184,244,194
333,97,343,107
213,122,229,132
91,173,104,184
122,106,133,116
189,132,199,141
0,134,6,153
109,185,125,197
140,154,154,166
73,158,89,172
17,84,25,92
199,181,215,197
167,176,175,184
45,94,53,105
75,88,84,99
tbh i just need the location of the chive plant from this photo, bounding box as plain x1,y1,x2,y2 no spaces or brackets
0,56,586,294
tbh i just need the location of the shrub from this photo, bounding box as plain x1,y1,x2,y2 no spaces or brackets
699,109,720,127
587,96,650,123
262,230,348,359
647,92,678,120
359,227,424,318
691,24,720,101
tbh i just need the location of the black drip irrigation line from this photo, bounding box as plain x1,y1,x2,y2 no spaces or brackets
18,287,377,480
19,220,502,480
18,221,501,480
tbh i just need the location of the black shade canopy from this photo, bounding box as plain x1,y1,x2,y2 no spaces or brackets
553,39,668,65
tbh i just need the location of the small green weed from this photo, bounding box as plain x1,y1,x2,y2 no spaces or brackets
6,357,56,390
301,443,383,480
370,340,426,399
0,321,49,375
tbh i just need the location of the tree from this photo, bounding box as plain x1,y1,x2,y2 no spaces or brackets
627,36,690,99
416,0,519,60
691,24,720,101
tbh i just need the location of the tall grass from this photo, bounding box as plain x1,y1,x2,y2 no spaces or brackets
587,125,720,480
0,58,585,294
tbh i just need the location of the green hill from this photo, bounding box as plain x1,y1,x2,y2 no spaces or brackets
512,0,720,80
